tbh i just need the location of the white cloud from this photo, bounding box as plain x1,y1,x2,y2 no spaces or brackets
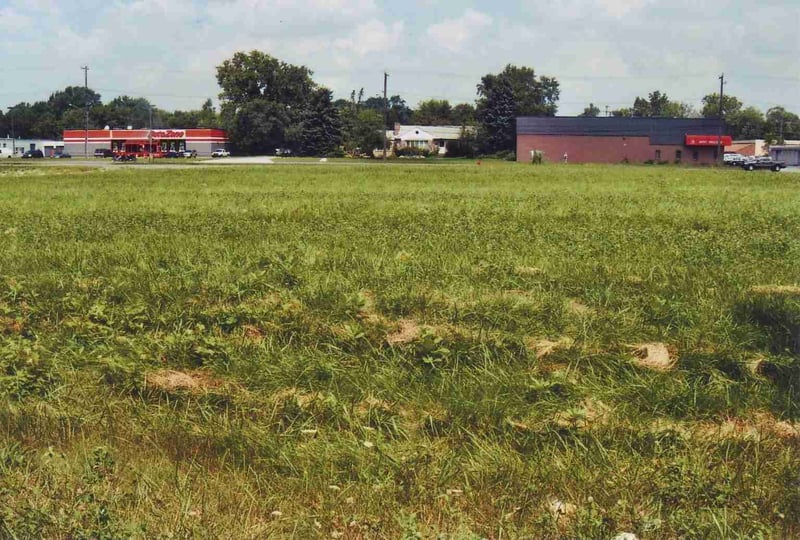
425,9,492,53
334,20,404,58
595,0,651,18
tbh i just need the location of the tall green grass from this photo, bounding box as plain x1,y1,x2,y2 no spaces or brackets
0,162,798,538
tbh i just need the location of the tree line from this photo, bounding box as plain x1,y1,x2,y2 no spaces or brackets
0,87,219,141
2,50,797,155
580,91,799,143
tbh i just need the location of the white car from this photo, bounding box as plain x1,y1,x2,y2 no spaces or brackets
211,149,230,158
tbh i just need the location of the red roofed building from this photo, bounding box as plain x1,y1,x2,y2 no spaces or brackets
62,128,228,157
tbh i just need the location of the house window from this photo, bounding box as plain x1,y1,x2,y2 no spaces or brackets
692,150,699,161
675,150,682,162
655,149,661,161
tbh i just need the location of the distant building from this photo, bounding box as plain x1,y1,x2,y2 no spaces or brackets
770,145,800,166
726,139,800,157
386,124,473,155
0,137,64,157
516,117,729,165
62,128,228,157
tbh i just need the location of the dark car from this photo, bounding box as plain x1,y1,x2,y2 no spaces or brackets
112,153,137,162
21,150,44,159
94,149,114,158
742,157,786,172
164,151,182,158
54,152,72,159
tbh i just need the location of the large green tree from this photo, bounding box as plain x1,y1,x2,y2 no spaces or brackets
216,50,317,154
298,88,343,156
412,99,453,125
451,103,476,125
475,64,559,153
701,93,743,118
764,106,800,144
728,107,766,140
101,96,155,129
362,94,412,128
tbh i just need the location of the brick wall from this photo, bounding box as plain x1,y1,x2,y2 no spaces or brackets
517,135,718,164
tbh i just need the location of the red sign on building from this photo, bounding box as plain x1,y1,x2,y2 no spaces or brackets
685,134,732,146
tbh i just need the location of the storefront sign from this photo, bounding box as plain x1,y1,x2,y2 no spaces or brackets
150,130,186,139
685,135,732,146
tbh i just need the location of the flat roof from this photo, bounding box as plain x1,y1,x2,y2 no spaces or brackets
517,117,725,145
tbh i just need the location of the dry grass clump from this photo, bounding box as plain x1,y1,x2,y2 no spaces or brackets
514,266,544,276
631,342,675,371
386,319,423,345
526,336,574,359
694,412,799,441
0,315,23,334
749,285,800,295
145,370,223,394
566,299,593,315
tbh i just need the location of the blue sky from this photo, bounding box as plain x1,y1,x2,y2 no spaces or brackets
1,0,798,116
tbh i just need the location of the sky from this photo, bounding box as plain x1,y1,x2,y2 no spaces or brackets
1,0,798,116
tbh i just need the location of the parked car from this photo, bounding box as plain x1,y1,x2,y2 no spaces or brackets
21,150,44,159
164,151,182,158
94,149,114,158
112,153,137,162
723,153,746,166
0,148,13,159
211,149,230,158
742,157,786,172
183,149,197,158
54,152,72,159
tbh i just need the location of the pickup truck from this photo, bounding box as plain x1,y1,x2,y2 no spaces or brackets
742,157,786,172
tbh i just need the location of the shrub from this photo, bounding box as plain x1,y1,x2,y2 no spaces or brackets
395,146,431,158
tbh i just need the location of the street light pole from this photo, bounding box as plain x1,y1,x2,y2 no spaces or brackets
6,108,14,157
82,65,89,159
148,105,153,164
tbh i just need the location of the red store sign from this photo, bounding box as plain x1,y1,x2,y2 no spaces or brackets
150,130,186,139
685,134,732,146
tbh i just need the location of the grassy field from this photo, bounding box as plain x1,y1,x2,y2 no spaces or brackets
0,161,798,539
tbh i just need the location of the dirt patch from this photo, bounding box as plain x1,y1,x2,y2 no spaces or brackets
567,299,593,315
747,356,767,376
146,370,222,393
750,285,800,295
546,496,577,531
527,336,574,359
0,316,23,334
694,412,799,441
514,266,544,276
356,289,387,326
271,387,316,408
242,325,264,342
386,319,422,345
356,396,394,417
631,342,675,371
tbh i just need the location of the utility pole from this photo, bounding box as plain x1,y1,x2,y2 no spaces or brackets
383,72,388,161
6,107,14,157
82,65,89,159
148,105,153,164
605,105,609,118
717,73,724,165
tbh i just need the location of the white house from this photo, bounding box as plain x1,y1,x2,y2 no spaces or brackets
386,124,475,155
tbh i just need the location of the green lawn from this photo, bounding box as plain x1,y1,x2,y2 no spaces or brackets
0,162,798,538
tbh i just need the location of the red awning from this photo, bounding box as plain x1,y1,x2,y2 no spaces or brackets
685,135,732,146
